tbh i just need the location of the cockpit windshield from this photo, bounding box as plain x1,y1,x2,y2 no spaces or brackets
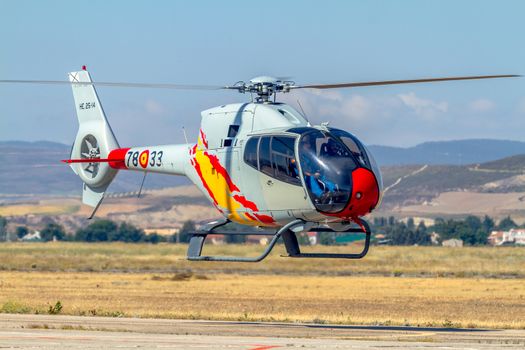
298,130,357,213
329,128,371,168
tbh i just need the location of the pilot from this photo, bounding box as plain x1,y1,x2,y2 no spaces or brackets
289,158,300,179
300,135,324,201
318,139,339,194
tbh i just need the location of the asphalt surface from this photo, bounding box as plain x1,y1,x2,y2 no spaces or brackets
0,314,524,349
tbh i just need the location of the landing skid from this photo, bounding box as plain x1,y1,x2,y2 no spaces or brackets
187,219,371,262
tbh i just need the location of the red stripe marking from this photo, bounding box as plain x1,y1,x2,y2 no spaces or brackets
244,212,257,221
233,194,259,212
253,213,275,224
200,129,209,149
205,152,240,192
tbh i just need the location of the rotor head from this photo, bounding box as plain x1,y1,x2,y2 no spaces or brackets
227,76,296,103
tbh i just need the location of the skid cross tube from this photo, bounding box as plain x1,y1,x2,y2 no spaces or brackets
187,219,305,262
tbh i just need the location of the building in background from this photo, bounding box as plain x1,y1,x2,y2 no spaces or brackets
488,229,525,246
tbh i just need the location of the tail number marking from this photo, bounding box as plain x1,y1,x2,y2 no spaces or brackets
126,150,163,168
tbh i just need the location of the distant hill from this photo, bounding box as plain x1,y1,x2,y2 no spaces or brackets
380,153,525,209
369,139,525,166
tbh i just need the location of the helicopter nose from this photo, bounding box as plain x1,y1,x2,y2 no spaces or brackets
349,167,380,217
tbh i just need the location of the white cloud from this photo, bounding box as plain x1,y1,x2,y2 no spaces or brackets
144,99,165,114
398,92,448,119
468,98,495,112
317,94,371,121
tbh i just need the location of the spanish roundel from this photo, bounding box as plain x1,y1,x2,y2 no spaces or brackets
139,150,149,168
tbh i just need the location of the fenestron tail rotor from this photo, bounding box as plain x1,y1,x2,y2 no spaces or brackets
80,135,101,179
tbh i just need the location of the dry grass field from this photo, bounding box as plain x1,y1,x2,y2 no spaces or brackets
0,272,523,329
0,243,524,329
0,242,523,278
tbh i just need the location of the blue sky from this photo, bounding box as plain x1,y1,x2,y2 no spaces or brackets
1,0,524,147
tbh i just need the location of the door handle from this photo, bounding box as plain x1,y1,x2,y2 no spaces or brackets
266,180,274,186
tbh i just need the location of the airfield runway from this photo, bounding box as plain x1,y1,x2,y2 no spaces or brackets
0,314,524,349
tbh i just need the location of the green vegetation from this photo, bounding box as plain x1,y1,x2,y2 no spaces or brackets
15,226,28,239
47,301,63,315
373,215,522,246
40,223,66,242
1,300,31,314
373,217,430,245
75,220,147,243
173,220,195,243
3,214,525,246
0,216,6,241
497,216,518,231
432,216,492,245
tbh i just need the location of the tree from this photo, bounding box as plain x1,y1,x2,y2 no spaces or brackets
482,215,495,233
144,232,164,244
75,220,118,242
414,221,431,245
407,218,415,231
432,216,493,246
497,216,517,231
176,220,196,243
382,218,431,246
115,222,145,242
16,226,28,239
0,216,7,241
319,232,336,245
40,223,66,241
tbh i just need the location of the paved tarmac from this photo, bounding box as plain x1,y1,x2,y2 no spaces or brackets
0,314,524,349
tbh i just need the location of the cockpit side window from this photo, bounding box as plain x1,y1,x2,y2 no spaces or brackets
243,137,259,170
271,136,301,185
259,136,273,177
243,135,301,186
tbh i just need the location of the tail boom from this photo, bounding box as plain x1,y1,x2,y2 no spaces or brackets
63,145,190,175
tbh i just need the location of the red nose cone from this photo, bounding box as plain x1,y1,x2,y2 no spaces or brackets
324,167,380,220
349,167,380,217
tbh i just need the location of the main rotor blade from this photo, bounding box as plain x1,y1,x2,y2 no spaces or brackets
295,74,520,90
0,80,226,90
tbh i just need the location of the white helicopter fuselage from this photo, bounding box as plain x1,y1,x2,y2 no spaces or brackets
117,102,383,227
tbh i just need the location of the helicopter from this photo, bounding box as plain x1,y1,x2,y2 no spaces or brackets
1,69,519,261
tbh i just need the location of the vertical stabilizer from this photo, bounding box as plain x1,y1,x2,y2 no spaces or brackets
68,68,119,210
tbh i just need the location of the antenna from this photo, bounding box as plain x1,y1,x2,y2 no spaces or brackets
137,172,147,198
296,99,311,126
182,126,189,145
